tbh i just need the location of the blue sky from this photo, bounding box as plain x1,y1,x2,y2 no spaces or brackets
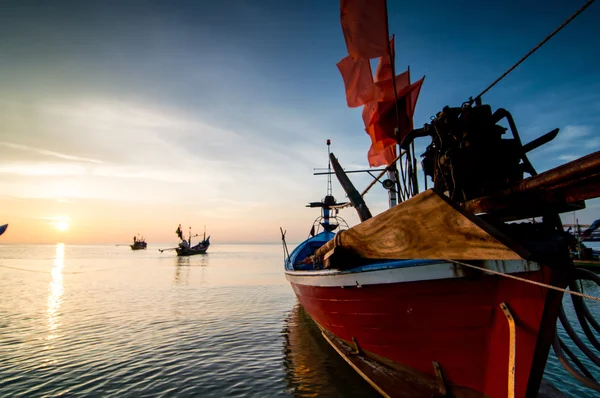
0,0,599,243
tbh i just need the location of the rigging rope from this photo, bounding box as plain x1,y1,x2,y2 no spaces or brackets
445,259,600,302
471,0,596,104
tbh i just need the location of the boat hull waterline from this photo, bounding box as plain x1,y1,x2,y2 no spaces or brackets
285,258,561,397
175,246,208,256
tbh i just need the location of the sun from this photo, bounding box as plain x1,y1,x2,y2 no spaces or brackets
55,221,70,231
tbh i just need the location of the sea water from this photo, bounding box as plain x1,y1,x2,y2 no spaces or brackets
0,243,598,397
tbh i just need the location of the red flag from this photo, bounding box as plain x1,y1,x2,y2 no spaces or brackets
341,0,389,59
362,70,410,127
374,69,410,102
361,71,410,128
375,36,394,82
362,100,378,127
337,54,375,108
365,122,397,149
373,78,424,144
368,142,397,167
405,76,425,131
362,76,425,164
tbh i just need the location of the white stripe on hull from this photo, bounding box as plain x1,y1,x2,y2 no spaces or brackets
285,259,539,287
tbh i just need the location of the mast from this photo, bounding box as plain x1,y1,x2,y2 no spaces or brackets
323,139,333,228
382,1,409,205
203,225,206,241
386,170,397,208
381,1,416,206
326,139,332,197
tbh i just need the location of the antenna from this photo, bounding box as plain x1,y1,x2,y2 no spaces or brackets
326,139,332,197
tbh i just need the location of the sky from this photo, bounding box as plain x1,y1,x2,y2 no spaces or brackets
0,0,599,244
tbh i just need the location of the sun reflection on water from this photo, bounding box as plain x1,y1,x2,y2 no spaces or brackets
47,243,65,340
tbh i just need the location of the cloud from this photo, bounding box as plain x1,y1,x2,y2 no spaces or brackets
0,163,86,176
527,124,595,170
0,141,104,163
0,95,326,216
31,215,71,221
556,154,579,162
585,138,600,150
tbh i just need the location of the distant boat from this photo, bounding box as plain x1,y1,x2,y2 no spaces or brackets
130,235,147,250
175,225,210,256
0,224,7,236
564,219,600,241
582,219,600,241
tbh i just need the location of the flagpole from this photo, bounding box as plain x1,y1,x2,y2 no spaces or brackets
382,0,410,202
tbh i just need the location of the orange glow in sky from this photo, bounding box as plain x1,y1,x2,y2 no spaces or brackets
0,2,598,245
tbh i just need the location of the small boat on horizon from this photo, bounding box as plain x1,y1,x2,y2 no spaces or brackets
174,224,210,256
130,234,147,250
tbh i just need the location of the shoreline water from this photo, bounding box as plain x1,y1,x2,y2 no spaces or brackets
1,243,598,397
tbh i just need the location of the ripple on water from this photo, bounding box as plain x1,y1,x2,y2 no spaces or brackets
0,245,380,397
3,244,598,397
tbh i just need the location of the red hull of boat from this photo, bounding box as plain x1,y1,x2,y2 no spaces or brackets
289,267,560,397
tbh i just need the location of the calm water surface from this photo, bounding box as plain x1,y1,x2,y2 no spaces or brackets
0,244,375,397
1,243,599,397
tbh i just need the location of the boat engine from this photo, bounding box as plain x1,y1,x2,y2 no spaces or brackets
404,103,558,202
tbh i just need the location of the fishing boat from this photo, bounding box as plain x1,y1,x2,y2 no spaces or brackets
282,1,600,397
130,234,147,250
0,224,7,237
565,219,600,242
175,225,210,256
565,218,600,261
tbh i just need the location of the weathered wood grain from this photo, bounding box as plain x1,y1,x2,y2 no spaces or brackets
464,168,600,219
464,190,586,221
315,189,529,261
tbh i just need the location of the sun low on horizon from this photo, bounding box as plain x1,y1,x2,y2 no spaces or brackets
54,221,70,231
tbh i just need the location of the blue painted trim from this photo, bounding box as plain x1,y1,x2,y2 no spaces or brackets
285,230,441,273
285,231,334,271
349,259,439,272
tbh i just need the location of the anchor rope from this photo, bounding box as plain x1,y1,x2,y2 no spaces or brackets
446,259,600,302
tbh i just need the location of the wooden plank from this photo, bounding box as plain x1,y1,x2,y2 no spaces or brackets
560,175,600,203
464,190,586,221
315,189,529,261
464,152,600,219
512,150,600,193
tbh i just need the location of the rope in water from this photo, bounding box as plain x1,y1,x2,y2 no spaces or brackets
446,259,600,302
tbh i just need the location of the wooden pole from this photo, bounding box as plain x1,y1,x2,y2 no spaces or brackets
511,150,600,193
